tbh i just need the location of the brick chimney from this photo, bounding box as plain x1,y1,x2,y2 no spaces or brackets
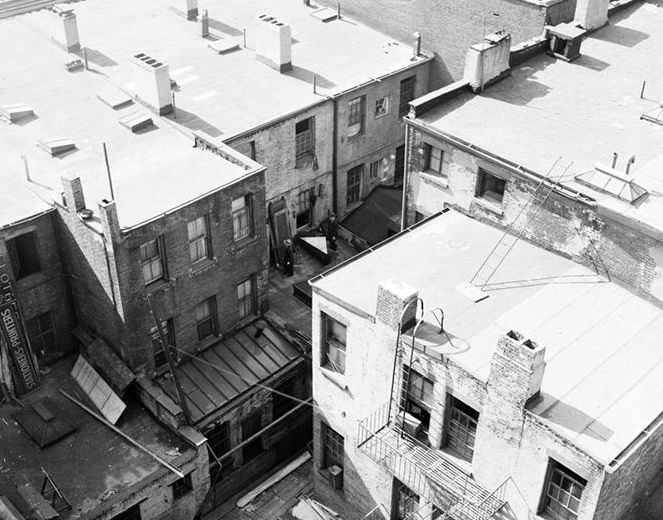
99,199,121,242
574,0,608,30
463,31,511,92
61,173,86,212
55,9,80,53
375,278,418,330
255,15,293,73
132,53,173,115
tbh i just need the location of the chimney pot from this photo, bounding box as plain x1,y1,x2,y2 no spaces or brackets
412,32,422,58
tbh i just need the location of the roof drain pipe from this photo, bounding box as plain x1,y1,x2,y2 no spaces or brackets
331,97,339,216
400,122,411,231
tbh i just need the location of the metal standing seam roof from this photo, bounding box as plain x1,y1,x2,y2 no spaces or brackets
165,319,303,424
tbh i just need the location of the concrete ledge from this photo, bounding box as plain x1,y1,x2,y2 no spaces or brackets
408,79,471,118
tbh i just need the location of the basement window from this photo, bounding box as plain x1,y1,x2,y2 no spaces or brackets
205,420,232,478
476,169,506,204
7,231,40,279
541,460,586,520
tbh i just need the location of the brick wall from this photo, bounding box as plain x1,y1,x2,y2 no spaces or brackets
0,211,75,365
404,124,663,305
317,0,571,87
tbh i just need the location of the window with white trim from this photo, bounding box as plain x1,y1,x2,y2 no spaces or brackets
188,215,211,263
140,237,165,284
542,461,586,520
374,96,389,118
322,313,346,374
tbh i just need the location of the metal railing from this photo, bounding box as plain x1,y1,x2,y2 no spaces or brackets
357,403,506,520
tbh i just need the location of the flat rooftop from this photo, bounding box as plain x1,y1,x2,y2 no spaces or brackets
0,14,255,230
312,210,663,466
0,357,194,519
417,1,663,232
11,0,426,140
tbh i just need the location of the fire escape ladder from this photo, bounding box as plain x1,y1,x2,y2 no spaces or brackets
469,158,573,290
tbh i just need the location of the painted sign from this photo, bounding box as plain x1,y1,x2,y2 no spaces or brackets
0,250,40,396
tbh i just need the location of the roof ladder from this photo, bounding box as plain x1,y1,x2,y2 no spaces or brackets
469,158,573,290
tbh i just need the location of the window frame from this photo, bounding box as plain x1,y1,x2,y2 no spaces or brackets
346,164,363,206
7,231,41,279
402,369,434,435
541,460,586,520
423,143,444,176
321,313,347,375
236,276,255,320
241,411,263,462
26,311,55,359
374,96,389,118
295,117,315,166
232,195,254,242
399,76,416,118
322,422,344,470
205,420,233,478
296,189,313,228
195,297,217,341
445,395,480,462
347,95,366,136
140,236,166,285
476,168,507,204
369,160,380,179
188,214,212,264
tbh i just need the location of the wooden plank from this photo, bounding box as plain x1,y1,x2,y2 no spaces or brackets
0,496,27,520
71,355,125,424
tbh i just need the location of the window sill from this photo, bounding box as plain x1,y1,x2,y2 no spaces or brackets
232,235,258,252
320,366,347,391
189,257,218,277
145,278,175,293
472,197,504,216
439,447,473,476
295,154,315,170
419,171,449,189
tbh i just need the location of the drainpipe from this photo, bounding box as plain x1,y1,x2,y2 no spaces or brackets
400,122,411,231
331,97,339,216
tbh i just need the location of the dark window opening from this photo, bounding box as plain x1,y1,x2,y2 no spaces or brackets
445,395,479,462
296,189,313,228
477,169,506,204
346,165,363,205
273,377,298,419
150,318,176,371
394,480,419,520
399,76,416,117
26,311,55,360
111,504,141,520
424,143,444,175
7,232,40,279
196,297,217,340
205,421,233,479
172,473,193,500
322,422,344,470
242,411,263,462
295,117,315,166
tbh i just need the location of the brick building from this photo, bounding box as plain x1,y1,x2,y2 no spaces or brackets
401,0,663,307
0,6,311,517
309,211,663,520
41,0,431,266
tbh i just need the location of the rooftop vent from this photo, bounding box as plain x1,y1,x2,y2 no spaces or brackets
255,14,292,73
463,30,511,92
13,398,78,448
97,88,133,110
208,39,240,54
132,53,173,115
310,7,338,22
575,163,648,204
0,103,34,123
38,137,76,156
547,23,586,62
118,110,154,133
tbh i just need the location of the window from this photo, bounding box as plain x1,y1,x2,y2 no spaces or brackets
242,411,263,462
7,232,40,279
369,160,380,179
195,297,217,340
476,169,506,204
446,396,479,462
322,422,344,469
322,313,347,374
249,140,256,161
272,377,297,419
542,461,586,520
346,165,363,205
172,473,193,500
150,318,176,371
112,505,141,520
295,117,314,166
296,189,313,228
237,277,255,319
424,144,444,176
347,96,366,136
140,237,165,285
395,481,419,520
399,76,416,117
26,311,55,359
232,195,253,241
374,96,389,118
188,215,211,263
402,369,433,436
205,421,232,478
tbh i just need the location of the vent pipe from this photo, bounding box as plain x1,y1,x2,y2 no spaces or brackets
625,155,636,175
412,32,422,59
611,152,618,169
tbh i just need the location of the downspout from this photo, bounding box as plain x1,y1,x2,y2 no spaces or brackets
332,97,339,215
400,121,411,231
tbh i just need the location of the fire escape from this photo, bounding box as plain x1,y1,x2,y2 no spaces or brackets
356,302,508,520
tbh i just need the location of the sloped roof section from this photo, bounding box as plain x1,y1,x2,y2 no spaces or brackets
575,164,648,204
